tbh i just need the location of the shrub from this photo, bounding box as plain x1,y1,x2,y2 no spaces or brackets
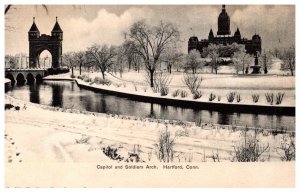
75,136,90,144
276,92,285,105
70,74,76,78
180,90,188,98
172,89,181,97
208,93,216,101
102,146,124,161
232,127,270,162
277,134,295,161
265,93,274,105
252,94,260,103
193,90,202,99
78,74,89,80
5,104,14,110
83,77,92,82
132,83,138,91
160,87,169,96
94,76,111,86
236,94,241,103
155,127,177,162
114,83,122,87
125,144,144,162
147,71,171,94
183,73,202,94
227,92,236,103
211,150,220,162
47,67,69,75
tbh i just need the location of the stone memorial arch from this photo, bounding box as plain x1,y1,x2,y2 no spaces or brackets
28,17,63,68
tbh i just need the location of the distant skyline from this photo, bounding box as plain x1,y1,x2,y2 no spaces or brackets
5,4,295,55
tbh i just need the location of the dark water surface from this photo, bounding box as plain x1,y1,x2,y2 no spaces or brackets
6,80,295,130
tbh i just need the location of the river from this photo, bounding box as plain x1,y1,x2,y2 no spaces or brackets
5,80,295,130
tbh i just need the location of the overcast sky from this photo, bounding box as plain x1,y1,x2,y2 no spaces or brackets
5,4,295,55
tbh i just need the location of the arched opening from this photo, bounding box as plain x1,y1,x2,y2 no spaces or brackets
16,73,26,85
6,73,15,85
39,50,52,69
36,74,43,83
26,73,35,84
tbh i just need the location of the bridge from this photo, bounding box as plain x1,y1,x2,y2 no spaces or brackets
5,68,47,85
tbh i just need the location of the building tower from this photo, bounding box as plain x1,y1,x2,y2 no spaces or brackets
234,27,241,41
208,28,214,41
28,17,40,40
217,5,231,35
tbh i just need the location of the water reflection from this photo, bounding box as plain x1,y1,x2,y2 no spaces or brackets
5,80,295,131
29,83,40,103
51,84,64,107
217,112,230,125
148,103,156,118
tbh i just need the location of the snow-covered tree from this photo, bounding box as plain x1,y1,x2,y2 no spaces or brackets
232,49,252,75
185,49,203,74
126,20,180,87
86,44,116,79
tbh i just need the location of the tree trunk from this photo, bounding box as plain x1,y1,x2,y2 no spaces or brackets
192,68,196,74
150,69,154,88
128,60,132,71
289,60,294,76
79,63,82,75
214,59,218,74
168,65,172,74
71,67,74,77
101,71,105,80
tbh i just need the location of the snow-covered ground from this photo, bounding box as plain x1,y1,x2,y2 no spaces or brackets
5,78,11,84
5,95,292,163
48,71,294,107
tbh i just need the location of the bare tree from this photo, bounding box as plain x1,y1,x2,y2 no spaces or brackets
232,49,252,75
5,54,18,69
132,54,143,72
86,44,116,79
122,40,136,71
63,52,77,77
114,46,126,78
74,51,86,75
5,5,49,15
161,45,183,74
281,46,295,76
206,44,220,74
126,20,180,87
185,49,203,74
258,51,273,74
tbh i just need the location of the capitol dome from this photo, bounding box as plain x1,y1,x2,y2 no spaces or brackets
217,5,231,35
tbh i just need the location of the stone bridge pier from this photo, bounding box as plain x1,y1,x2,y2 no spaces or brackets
5,69,47,85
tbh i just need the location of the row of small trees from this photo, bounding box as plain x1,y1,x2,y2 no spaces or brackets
63,20,181,87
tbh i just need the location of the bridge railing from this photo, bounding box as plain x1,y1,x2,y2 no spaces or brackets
5,68,47,72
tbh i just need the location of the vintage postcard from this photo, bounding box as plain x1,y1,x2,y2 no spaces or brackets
4,3,295,188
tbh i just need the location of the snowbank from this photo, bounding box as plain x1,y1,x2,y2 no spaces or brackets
5,95,290,163
5,78,11,84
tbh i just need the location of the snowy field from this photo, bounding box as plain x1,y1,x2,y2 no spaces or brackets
46,70,295,107
5,95,294,163
6,59,295,163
